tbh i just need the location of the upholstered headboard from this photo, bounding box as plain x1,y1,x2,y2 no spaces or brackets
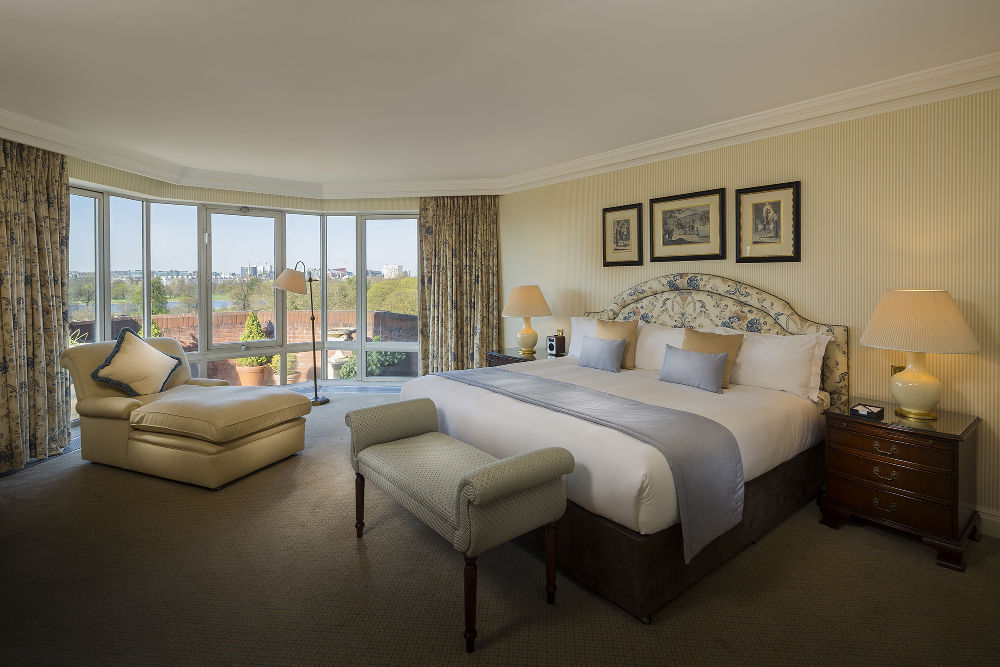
590,273,848,411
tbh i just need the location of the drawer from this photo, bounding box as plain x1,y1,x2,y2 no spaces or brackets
826,475,954,538
826,448,954,502
827,426,953,471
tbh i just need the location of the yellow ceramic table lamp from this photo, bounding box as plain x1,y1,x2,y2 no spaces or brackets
502,285,551,355
860,289,979,420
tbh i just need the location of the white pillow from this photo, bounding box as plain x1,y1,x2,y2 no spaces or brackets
713,328,831,401
92,328,182,396
568,317,598,356
634,322,686,370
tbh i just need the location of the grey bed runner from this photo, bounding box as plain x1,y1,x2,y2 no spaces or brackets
434,367,744,563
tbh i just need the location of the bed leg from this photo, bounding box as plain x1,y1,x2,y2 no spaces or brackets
545,522,557,604
355,473,365,538
464,556,478,653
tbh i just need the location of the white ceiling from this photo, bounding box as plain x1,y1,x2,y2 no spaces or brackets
1,0,999,196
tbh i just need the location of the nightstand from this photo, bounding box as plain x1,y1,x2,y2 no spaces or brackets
820,399,980,571
486,348,545,367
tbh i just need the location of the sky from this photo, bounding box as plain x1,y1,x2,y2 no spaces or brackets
69,194,417,276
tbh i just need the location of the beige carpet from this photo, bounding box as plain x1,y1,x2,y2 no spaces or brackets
1,394,998,666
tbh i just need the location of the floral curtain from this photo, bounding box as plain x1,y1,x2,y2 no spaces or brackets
418,195,500,374
0,140,71,472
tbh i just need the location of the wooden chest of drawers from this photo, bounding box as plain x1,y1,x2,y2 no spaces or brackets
820,401,980,571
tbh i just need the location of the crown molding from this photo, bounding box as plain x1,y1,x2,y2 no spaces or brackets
2,52,999,200
489,51,1000,194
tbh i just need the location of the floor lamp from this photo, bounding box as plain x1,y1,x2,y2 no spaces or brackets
275,261,329,406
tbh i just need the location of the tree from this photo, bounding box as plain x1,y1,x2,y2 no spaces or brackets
138,319,163,338
69,275,96,309
130,276,169,314
236,312,273,367
229,276,271,312
172,280,198,314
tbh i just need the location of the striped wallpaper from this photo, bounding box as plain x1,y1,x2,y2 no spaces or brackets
499,90,1000,533
67,157,420,213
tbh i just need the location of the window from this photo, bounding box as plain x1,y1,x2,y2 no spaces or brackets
209,211,277,346
109,196,144,337
150,203,199,351
362,218,418,379
65,188,419,397
68,192,99,345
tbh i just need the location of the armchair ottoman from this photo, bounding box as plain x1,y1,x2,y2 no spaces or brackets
62,337,311,489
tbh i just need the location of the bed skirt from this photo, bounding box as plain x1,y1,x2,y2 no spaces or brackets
516,442,825,619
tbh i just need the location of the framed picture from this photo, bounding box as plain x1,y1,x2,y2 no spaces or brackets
648,188,725,262
602,203,643,267
735,181,801,262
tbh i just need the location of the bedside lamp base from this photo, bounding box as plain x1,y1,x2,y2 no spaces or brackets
516,317,538,355
890,351,941,420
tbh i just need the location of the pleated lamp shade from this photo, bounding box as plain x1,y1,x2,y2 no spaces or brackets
501,285,552,317
274,267,308,295
860,290,980,353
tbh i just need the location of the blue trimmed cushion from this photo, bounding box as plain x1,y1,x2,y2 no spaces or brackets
578,335,626,373
659,343,727,393
91,328,182,396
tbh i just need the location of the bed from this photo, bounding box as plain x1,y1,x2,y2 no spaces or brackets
402,273,848,619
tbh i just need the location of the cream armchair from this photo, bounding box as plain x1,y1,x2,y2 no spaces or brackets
62,337,311,488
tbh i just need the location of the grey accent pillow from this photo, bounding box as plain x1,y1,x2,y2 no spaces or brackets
659,343,727,393
578,335,626,373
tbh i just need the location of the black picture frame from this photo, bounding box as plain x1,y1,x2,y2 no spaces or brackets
602,203,643,267
735,181,801,263
648,188,725,262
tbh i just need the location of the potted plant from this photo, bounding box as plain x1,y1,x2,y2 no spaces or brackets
270,352,301,384
235,312,273,386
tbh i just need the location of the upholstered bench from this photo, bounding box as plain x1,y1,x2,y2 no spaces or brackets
345,398,574,653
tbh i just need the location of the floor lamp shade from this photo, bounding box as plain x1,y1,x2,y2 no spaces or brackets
860,290,980,419
502,285,551,355
274,267,307,295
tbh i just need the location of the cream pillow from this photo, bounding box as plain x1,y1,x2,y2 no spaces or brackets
568,317,598,357
634,322,686,370
92,329,182,396
681,328,744,388
596,319,639,369
713,328,832,401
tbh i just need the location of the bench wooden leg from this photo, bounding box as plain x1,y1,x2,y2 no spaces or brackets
355,473,365,538
464,556,477,653
545,522,557,604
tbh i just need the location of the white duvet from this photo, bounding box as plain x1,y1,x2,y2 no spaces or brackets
400,356,826,535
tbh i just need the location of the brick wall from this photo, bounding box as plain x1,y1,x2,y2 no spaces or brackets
69,310,417,351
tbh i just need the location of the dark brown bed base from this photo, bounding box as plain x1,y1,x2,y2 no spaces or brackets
517,442,825,620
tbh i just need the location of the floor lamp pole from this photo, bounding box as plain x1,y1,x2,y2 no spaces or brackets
308,275,329,406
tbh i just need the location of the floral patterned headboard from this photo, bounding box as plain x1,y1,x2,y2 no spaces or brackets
592,273,849,412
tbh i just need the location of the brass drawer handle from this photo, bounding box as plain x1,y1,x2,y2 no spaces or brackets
873,441,898,456
872,466,897,482
872,498,897,513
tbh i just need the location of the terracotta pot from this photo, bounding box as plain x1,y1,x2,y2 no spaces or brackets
235,364,269,386
285,372,302,385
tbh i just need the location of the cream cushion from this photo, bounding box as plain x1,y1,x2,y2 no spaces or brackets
92,329,182,396
634,322,686,370
130,386,311,443
681,328,744,388
568,317,598,356
713,328,832,401
595,319,639,369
